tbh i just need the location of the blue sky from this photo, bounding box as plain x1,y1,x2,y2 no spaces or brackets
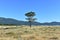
0,0,60,23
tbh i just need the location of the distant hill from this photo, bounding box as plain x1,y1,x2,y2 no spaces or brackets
0,17,40,25
0,17,60,25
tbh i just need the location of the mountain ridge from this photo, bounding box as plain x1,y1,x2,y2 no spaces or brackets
0,17,60,25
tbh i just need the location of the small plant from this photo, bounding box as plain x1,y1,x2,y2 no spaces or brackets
5,32,15,36
26,36,35,40
24,30,33,34
49,37,58,40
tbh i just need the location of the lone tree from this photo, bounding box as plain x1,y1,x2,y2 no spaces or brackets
25,11,36,28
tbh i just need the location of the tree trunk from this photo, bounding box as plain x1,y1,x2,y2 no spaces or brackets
30,21,31,28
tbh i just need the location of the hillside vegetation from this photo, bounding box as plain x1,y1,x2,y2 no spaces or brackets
0,26,60,40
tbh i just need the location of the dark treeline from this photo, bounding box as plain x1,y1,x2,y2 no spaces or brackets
0,24,20,26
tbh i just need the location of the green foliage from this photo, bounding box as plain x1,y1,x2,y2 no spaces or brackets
25,11,35,17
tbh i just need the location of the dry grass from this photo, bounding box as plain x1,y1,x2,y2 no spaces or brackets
0,25,60,40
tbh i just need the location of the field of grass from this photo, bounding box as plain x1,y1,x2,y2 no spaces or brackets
0,25,60,40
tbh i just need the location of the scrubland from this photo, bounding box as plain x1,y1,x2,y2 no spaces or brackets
0,25,60,40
